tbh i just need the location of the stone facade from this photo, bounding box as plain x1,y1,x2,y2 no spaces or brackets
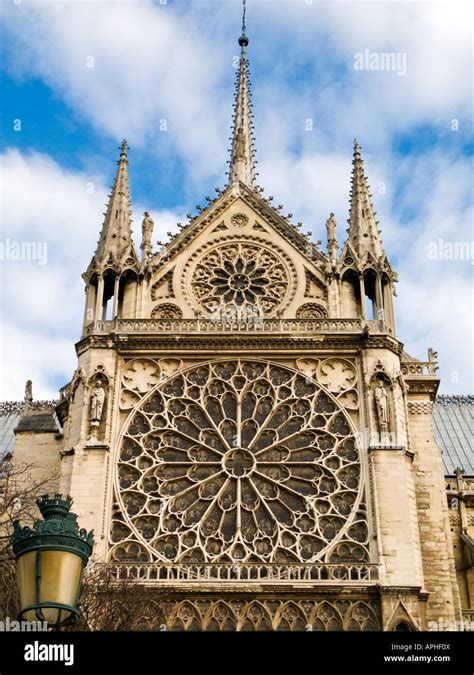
10,21,473,632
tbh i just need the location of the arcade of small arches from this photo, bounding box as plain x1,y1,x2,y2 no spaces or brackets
340,266,395,324
84,267,139,323
135,598,381,631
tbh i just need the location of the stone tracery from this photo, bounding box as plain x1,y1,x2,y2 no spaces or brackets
131,597,380,631
110,360,369,564
186,240,294,316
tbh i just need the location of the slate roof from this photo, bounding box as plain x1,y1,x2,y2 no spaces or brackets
432,395,474,475
0,401,58,459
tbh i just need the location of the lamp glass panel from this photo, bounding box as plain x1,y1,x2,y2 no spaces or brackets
16,551,36,613
39,550,83,608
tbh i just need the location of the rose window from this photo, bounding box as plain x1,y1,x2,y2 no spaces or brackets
111,360,369,564
189,243,292,315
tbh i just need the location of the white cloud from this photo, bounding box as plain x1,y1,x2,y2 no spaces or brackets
0,321,74,402
1,0,471,185
0,148,183,399
258,144,473,393
0,1,472,396
1,0,230,187
1,144,472,399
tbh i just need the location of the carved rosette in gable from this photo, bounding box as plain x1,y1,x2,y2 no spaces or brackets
339,243,360,274
182,236,297,318
296,303,327,319
230,212,249,228
104,252,119,272
360,251,379,272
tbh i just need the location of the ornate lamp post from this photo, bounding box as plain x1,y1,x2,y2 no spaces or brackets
12,494,94,628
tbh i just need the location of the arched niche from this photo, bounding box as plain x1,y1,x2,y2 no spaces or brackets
341,269,362,318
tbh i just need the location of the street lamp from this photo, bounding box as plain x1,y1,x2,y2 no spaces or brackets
12,494,94,628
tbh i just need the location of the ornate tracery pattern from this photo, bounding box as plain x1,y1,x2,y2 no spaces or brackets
135,598,380,631
188,242,292,316
110,360,369,564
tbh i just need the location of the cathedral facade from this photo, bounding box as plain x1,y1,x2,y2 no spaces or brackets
12,19,471,632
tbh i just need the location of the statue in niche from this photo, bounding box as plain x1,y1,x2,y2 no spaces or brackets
374,379,389,430
90,378,106,425
234,127,246,159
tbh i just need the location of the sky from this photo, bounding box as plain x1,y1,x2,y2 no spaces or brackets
0,0,472,400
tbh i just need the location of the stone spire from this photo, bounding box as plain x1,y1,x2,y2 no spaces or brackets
346,140,384,259
94,140,133,264
228,0,256,187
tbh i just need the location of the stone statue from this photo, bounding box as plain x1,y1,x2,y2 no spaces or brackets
374,379,389,429
326,212,337,241
24,379,33,413
428,347,439,375
24,379,33,404
234,127,246,159
326,213,338,259
141,212,154,255
90,378,106,424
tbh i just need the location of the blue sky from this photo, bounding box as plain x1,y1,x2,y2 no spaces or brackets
0,0,472,399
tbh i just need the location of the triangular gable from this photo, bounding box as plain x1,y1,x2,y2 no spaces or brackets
149,183,327,278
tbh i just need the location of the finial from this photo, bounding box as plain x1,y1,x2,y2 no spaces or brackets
239,0,249,47
120,139,128,158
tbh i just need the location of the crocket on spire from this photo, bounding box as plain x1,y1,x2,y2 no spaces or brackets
346,139,384,259
94,139,134,264
228,0,256,187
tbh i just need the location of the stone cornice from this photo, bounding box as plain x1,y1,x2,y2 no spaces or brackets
377,586,424,596
76,329,404,357
404,379,440,399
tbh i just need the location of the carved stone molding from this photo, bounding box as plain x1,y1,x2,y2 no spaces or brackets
130,595,381,631
230,212,249,228
407,401,433,415
151,303,183,319
296,303,327,319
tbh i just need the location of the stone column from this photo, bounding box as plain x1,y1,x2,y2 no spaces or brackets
95,276,104,322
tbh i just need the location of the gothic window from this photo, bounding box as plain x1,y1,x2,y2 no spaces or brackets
110,360,369,565
184,240,296,317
